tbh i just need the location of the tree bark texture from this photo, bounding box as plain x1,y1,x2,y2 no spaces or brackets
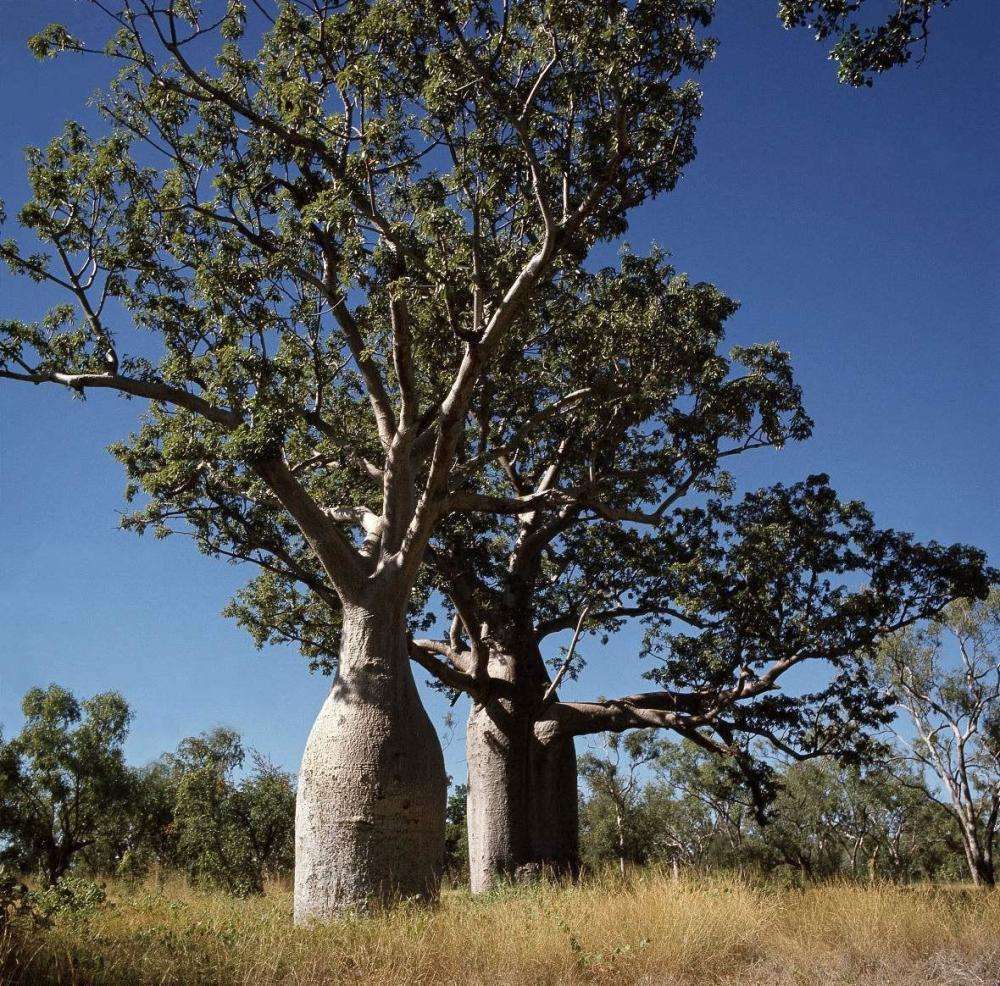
465,643,579,893
294,604,447,920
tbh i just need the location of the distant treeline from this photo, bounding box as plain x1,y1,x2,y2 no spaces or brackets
1,682,986,897
0,687,293,896
577,734,972,884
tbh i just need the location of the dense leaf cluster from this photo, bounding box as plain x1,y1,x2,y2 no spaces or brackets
0,686,133,885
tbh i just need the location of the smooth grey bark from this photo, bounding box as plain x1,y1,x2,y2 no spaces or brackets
957,822,996,888
466,645,579,893
294,604,447,921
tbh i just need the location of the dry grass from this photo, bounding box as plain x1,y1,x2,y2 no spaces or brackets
3,870,998,985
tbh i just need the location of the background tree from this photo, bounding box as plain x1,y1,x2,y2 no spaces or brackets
579,731,663,877
646,738,756,871
443,783,469,881
166,727,295,895
727,759,958,882
0,0,715,916
104,760,179,882
580,740,961,883
0,686,134,885
752,760,863,880
834,763,954,881
880,590,1000,886
0,678,978,893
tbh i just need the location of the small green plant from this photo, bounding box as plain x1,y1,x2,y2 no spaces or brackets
31,876,108,918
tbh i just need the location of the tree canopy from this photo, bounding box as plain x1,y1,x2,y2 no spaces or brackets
0,686,134,884
1,0,968,617
0,0,717,623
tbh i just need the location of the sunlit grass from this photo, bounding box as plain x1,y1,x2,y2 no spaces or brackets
4,869,998,985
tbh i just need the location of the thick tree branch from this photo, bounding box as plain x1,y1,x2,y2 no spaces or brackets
251,457,369,600
0,368,239,428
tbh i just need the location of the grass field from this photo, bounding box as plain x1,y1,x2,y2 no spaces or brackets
3,870,998,985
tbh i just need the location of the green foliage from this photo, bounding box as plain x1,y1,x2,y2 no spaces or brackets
165,728,295,895
26,24,79,60
579,732,664,869
0,683,293,897
0,0,717,627
617,474,993,792
0,686,134,885
111,762,179,881
779,0,957,86
580,737,961,882
751,760,954,882
444,783,469,878
30,875,108,918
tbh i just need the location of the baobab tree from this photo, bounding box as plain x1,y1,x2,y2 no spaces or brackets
416,472,992,888
231,0,989,893
0,0,716,917
229,257,992,890
228,246,811,888
0,0,971,914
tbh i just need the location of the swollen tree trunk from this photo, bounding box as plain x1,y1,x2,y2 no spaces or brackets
294,603,447,921
466,645,579,893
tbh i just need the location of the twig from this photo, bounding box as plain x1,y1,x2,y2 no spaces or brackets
542,605,590,705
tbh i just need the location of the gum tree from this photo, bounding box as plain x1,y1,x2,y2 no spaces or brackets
579,731,663,877
880,591,1000,886
0,0,715,916
227,245,809,888
166,728,295,895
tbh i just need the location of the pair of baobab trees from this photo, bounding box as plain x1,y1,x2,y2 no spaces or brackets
1,0,989,922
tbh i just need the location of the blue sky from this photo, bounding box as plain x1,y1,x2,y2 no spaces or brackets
0,2,997,783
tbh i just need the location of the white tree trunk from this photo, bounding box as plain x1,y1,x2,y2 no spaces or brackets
294,604,447,921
